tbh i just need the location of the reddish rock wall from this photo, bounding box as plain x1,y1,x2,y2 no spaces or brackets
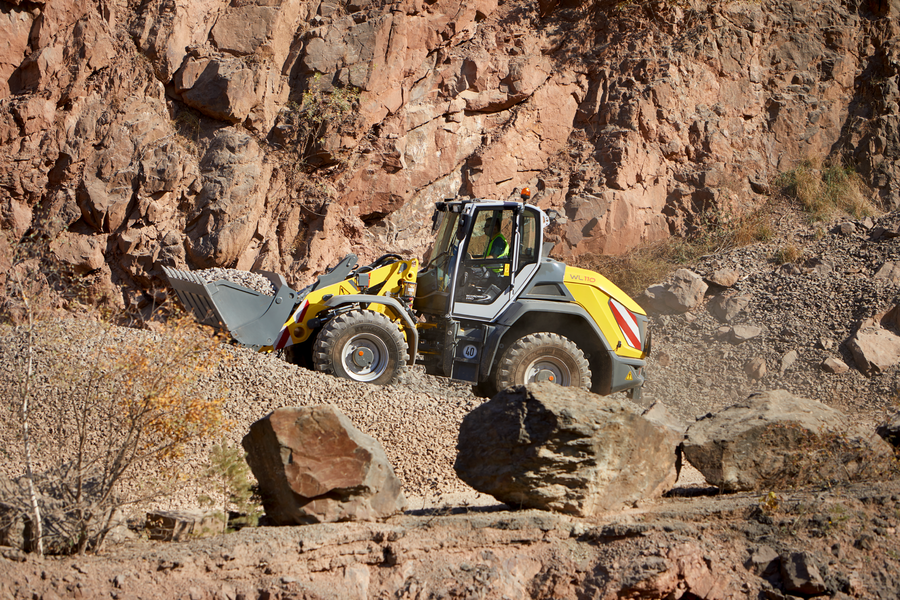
1,0,899,308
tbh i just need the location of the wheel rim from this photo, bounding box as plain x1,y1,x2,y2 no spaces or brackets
524,356,572,386
340,332,390,382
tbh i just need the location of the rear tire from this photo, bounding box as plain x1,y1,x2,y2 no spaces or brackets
313,310,408,385
494,332,591,391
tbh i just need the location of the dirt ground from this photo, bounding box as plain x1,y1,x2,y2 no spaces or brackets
2,477,899,599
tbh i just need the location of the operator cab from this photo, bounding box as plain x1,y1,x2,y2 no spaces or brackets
415,195,548,322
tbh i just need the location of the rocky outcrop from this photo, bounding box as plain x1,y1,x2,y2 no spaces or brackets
242,405,406,525
3,0,900,310
454,383,681,515
683,389,895,492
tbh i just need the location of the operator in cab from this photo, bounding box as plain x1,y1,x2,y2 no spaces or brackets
483,216,509,260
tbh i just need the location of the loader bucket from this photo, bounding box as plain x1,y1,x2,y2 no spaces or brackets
162,267,298,350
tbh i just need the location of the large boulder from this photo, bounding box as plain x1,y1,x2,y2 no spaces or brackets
683,390,895,492
242,405,406,525
454,384,681,516
641,269,708,314
847,304,900,375
848,327,900,375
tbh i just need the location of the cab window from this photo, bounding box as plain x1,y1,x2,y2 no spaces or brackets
456,209,513,305
519,209,539,271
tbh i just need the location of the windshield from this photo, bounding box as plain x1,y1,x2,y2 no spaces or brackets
427,210,460,268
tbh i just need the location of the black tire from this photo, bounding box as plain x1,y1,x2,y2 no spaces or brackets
313,310,408,385
494,332,591,391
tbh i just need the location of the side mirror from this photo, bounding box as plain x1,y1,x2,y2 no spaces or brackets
456,214,469,240
546,209,559,220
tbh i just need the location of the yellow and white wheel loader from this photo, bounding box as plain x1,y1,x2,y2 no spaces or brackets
163,194,651,398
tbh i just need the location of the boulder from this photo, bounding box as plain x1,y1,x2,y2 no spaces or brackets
242,405,406,525
821,357,849,373
683,390,895,492
146,510,222,541
780,349,798,373
745,545,780,577
780,552,827,596
706,267,740,288
642,269,708,314
848,325,900,375
708,293,750,322
729,324,762,344
454,383,681,516
874,261,900,284
744,356,766,379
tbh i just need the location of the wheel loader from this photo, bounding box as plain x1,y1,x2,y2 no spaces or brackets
163,194,651,398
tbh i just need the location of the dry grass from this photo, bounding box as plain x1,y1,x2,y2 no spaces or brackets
775,159,879,221
774,242,803,265
576,202,778,297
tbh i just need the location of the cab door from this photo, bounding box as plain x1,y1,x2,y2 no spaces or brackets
450,207,519,322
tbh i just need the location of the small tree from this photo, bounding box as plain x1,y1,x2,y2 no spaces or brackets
199,443,261,534
47,314,229,553
1,227,230,554
2,227,77,555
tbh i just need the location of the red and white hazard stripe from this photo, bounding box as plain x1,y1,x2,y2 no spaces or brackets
609,298,642,351
274,299,310,350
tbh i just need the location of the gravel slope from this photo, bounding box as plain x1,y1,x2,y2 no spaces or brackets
0,323,485,510
641,211,900,428
2,210,899,514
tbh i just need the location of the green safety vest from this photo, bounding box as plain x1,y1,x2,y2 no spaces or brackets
485,233,509,259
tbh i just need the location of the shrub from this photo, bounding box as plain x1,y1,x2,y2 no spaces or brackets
278,75,361,166
1,229,229,554
774,242,803,265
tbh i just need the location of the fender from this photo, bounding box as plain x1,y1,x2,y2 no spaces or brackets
478,299,646,393
479,299,614,377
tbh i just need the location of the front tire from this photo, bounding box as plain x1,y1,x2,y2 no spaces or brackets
313,310,408,385
494,332,591,391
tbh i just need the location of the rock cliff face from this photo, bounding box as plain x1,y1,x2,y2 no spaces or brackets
2,0,900,307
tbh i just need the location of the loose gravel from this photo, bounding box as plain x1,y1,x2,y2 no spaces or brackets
2,210,899,514
640,211,900,429
0,321,484,511
194,268,277,296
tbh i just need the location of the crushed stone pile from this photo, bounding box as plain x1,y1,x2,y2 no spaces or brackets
194,268,277,296
0,321,482,511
